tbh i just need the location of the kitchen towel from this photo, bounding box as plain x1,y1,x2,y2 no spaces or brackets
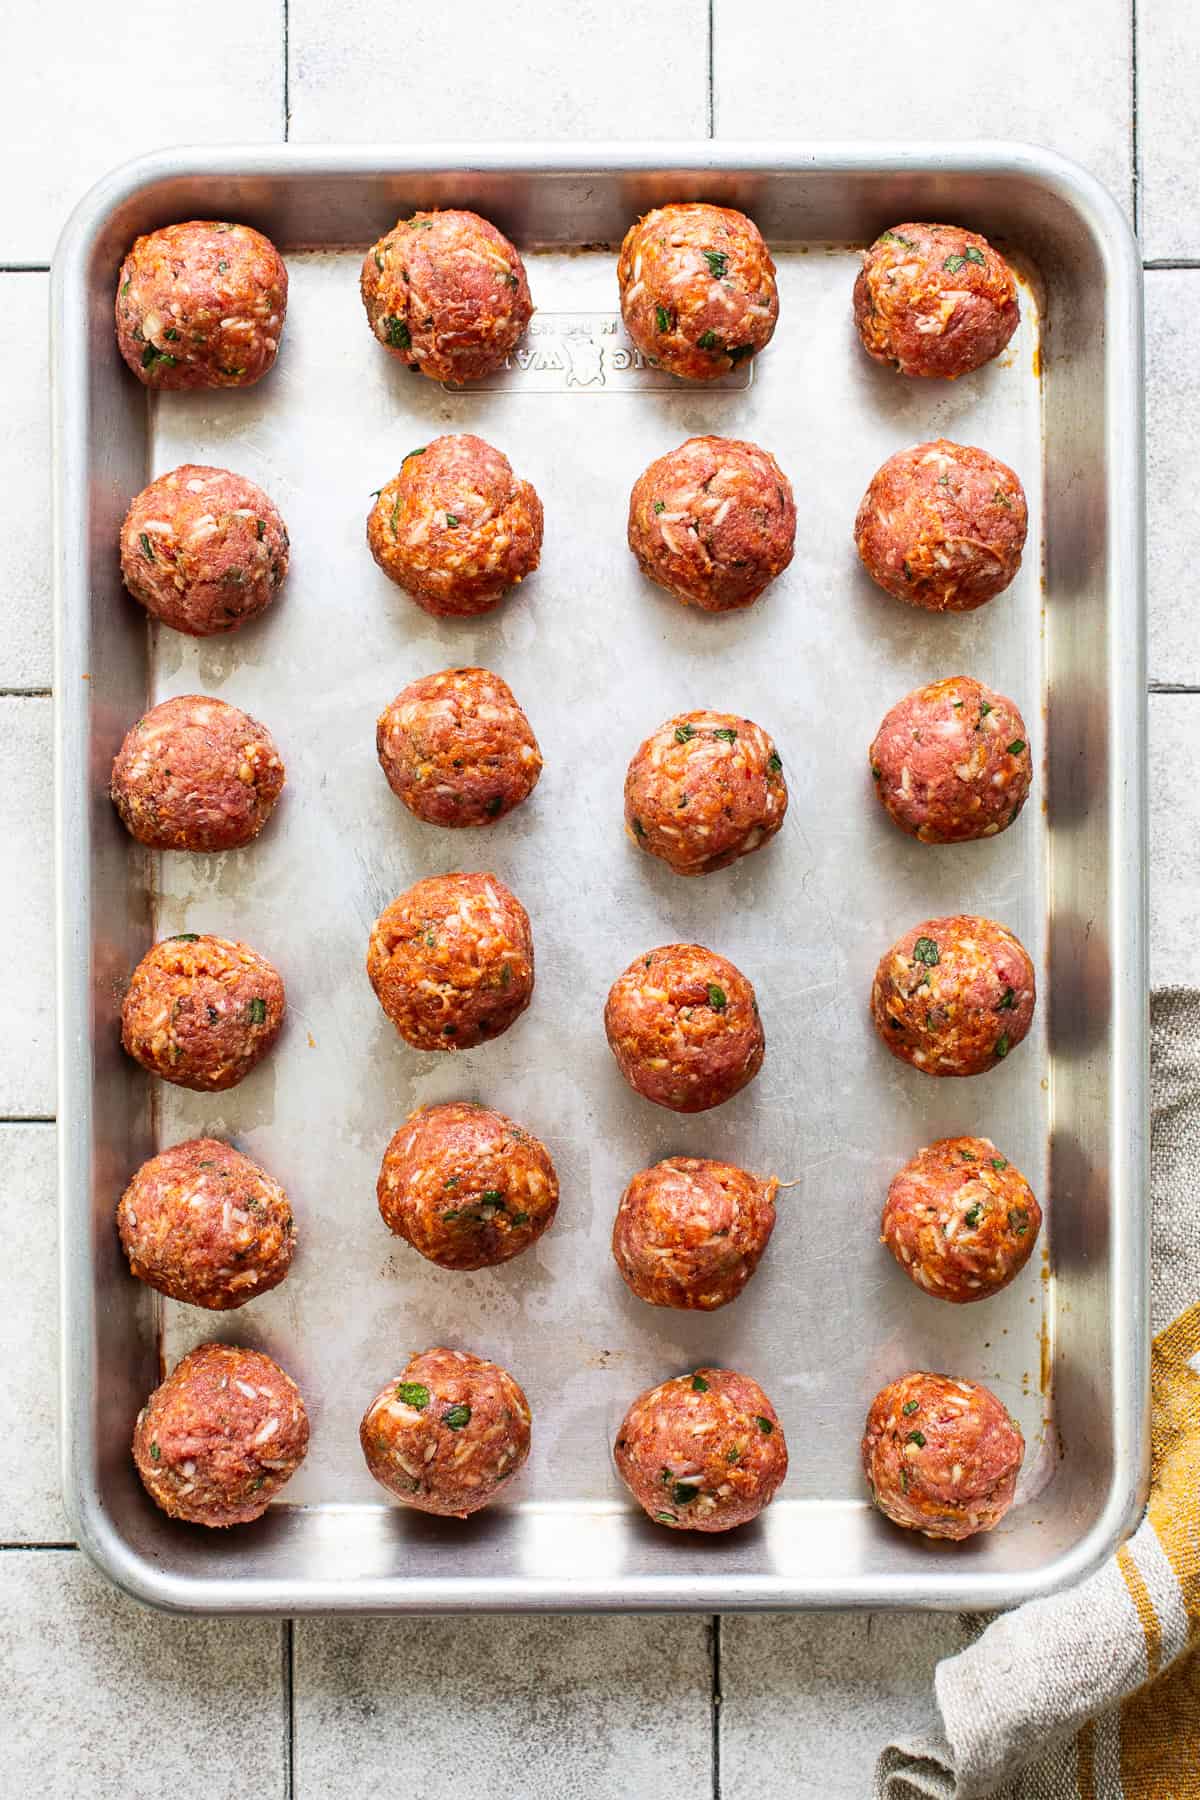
876,986,1200,1799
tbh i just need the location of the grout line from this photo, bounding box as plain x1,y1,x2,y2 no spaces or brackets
707,0,715,137
1131,0,1140,240
283,1618,296,1799
0,1115,56,1126
283,0,290,141
0,688,51,698
0,1542,76,1552
711,1614,722,1800
1150,682,1200,694
0,264,50,274
1144,259,1200,271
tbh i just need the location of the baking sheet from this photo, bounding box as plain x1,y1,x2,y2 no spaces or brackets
147,243,1052,1520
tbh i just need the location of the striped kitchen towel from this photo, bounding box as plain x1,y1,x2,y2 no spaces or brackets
876,987,1200,1799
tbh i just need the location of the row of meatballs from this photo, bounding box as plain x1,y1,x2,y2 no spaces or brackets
111,671,1033,859
118,1114,1040,1312
115,205,1019,397
134,1339,1020,1544
118,900,1035,1099
114,427,1027,641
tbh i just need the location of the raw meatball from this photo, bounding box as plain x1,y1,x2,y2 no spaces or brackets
120,464,290,637
367,872,533,1052
117,1137,296,1310
111,694,285,852
368,436,542,617
861,1371,1023,1539
360,209,533,383
855,441,1027,613
869,677,1032,843
378,1101,558,1270
871,915,1035,1077
121,933,286,1090
853,223,1019,380
605,943,764,1112
614,1367,787,1531
882,1136,1041,1304
612,1157,778,1310
359,1346,531,1516
624,709,788,875
627,436,796,611
132,1342,309,1527
618,204,779,381
377,667,541,828
116,220,288,389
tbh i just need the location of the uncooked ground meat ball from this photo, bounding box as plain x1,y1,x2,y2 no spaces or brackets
618,204,778,381
627,436,795,611
368,436,543,618
861,1371,1023,1540
855,441,1027,613
870,677,1032,844
612,1157,778,1310
117,1137,296,1310
881,1136,1041,1304
120,464,290,637
115,220,288,389
871,915,1035,1078
360,209,533,383
121,933,285,1091
360,1346,531,1516
614,1368,787,1531
111,694,285,852
378,1101,558,1270
625,710,787,875
867,921,1036,1072
853,223,1019,380
377,667,542,828
604,943,764,1112
132,1343,309,1527
367,872,533,1052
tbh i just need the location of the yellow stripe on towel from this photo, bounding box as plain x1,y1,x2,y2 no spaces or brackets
1077,1718,1097,1800
1118,1640,1200,1797
1148,1303,1200,1623
1118,1542,1163,1680
1116,1300,1200,1797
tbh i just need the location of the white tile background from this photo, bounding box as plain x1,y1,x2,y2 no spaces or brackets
2,2,1195,1790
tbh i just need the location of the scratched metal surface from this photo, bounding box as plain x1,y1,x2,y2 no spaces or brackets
147,244,1052,1517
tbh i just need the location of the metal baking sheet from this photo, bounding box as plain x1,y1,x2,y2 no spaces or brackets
53,144,1148,1613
